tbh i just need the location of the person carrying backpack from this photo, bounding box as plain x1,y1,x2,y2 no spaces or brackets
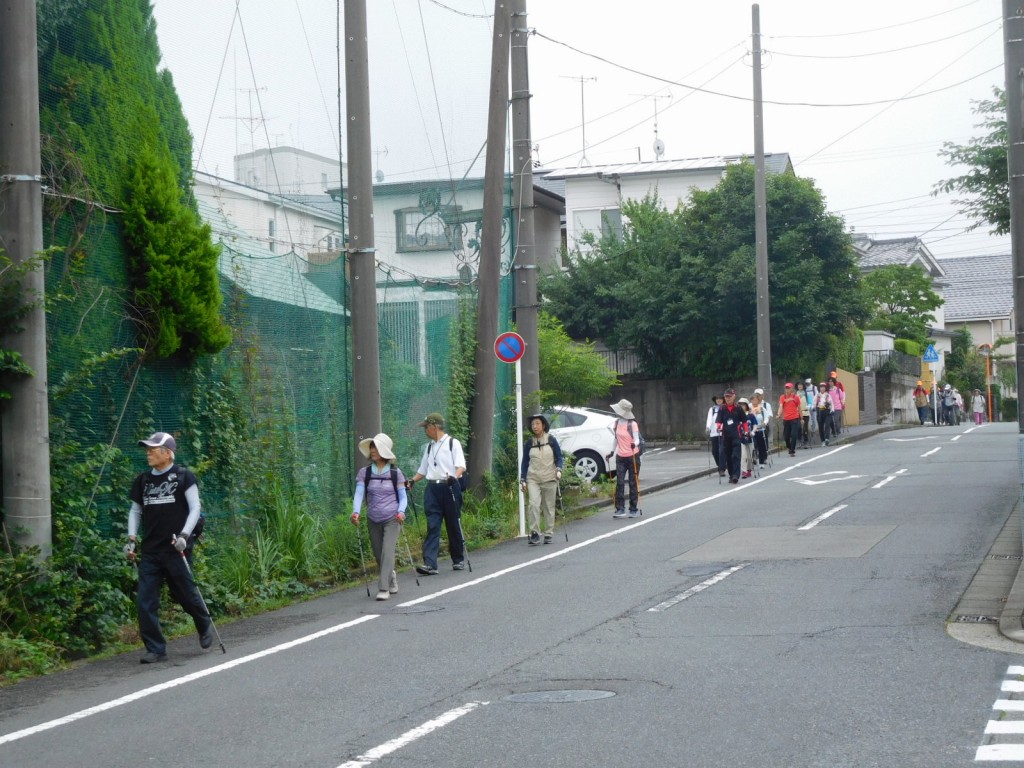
350,433,407,600
407,413,467,574
813,382,835,446
778,382,802,456
715,389,744,484
609,399,642,519
125,432,213,664
520,414,563,545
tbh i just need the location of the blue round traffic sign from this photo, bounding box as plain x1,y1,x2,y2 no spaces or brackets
494,332,526,363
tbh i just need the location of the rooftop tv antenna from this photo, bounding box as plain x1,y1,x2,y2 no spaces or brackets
373,146,388,183
561,75,597,167
632,92,671,161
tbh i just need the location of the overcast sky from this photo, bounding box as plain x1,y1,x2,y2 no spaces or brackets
151,0,1008,259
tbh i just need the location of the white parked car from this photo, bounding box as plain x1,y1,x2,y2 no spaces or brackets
543,405,618,482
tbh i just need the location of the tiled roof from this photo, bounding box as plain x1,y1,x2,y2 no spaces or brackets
852,235,945,278
937,253,1012,321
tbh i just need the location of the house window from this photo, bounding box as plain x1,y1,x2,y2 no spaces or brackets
573,208,622,242
396,207,459,252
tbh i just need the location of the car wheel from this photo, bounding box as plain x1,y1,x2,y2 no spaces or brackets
572,450,604,482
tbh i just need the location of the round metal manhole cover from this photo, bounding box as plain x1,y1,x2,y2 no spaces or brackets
503,689,616,704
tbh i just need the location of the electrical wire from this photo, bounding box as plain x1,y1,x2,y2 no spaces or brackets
533,30,1000,108
797,28,1001,166
769,0,986,40
426,0,492,18
294,0,340,156
768,18,999,60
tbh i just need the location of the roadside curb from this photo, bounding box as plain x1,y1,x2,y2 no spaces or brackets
997,501,1024,643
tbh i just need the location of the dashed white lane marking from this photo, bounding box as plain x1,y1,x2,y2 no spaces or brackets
0,615,379,747
977,667,1024,761
336,701,488,768
953,435,962,442
922,447,942,458
0,444,854,746
872,468,908,489
798,504,848,531
648,564,748,612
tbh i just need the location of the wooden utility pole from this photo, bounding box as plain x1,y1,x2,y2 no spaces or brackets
468,0,510,492
0,0,52,559
510,0,539,404
752,4,773,399
343,0,381,460
1001,0,1024,534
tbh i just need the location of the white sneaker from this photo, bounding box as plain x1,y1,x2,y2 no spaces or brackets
376,590,390,601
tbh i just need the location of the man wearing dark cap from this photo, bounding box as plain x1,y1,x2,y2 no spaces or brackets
126,432,213,663
408,413,467,574
715,389,744,484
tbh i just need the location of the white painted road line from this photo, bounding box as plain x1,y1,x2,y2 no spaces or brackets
648,564,748,612
872,468,908,490
0,614,379,747
798,505,847,531
1003,681,1024,693
922,447,942,458
0,444,853,746
977,744,1024,760
952,435,962,442
336,701,488,768
986,721,1024,735
996,699,1024,712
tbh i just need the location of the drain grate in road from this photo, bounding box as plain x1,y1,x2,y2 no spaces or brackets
955,614,999,624
989,554,1023,561
503,690,616,704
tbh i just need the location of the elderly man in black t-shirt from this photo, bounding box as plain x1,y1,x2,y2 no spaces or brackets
125,431,213,663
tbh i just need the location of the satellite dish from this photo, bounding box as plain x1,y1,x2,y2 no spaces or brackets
375,169,385,183
653,139,665,160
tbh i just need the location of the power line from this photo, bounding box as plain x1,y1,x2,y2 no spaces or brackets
532,30,1000,109
768,18,999,60
769,0,986,40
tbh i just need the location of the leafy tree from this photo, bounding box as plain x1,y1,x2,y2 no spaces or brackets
122,148,231,359
37,0,194,204
936,88,1008,234
944,327,986,393
536,311,618,406
542,162,866,380
860,264,943,347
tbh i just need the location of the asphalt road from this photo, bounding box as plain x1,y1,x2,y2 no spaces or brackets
1,423,1020,767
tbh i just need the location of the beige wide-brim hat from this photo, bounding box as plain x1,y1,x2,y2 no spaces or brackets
610,399,635,420
358,433,396,460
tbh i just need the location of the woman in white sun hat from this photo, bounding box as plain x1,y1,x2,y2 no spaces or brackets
351,433,407,600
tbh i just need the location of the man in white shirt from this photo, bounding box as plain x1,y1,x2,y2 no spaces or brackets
408,413,467,574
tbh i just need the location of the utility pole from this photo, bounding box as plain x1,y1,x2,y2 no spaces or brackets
0,0,53,558
468,0,510,492
343,0,381,461
510,0,539,405
1001,0,1024,541
751,4,773,398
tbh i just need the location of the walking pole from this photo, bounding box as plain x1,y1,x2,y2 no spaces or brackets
632,453,643,516
447,479,472,572
556,481,568,542
399,524,420,586
353,519,371,597
174,541,226,654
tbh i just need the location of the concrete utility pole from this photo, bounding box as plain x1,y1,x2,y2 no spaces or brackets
1002,0,1024,534
468,0,510,492
752,4,773,398
0,0,52,559
343,0,381,461
509,0,539,405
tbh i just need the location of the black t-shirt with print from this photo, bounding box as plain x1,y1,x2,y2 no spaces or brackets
129,464,198,553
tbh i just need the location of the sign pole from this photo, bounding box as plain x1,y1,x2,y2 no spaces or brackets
494,331,528,537
515,358,525,537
